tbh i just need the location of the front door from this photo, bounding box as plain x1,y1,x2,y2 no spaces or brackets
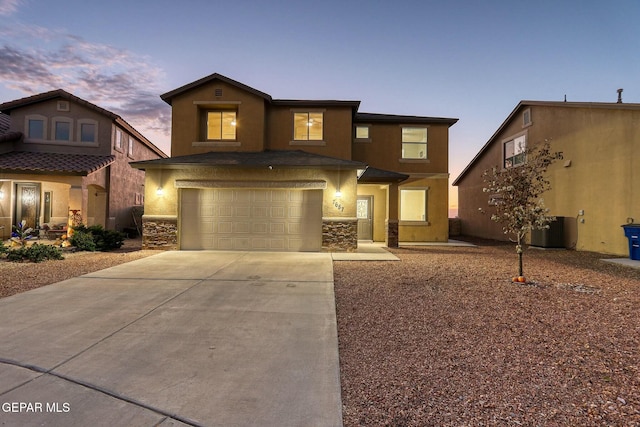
357,196,373,240
15,183,41,229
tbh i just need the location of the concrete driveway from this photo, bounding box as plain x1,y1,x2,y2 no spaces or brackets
0,251,342,427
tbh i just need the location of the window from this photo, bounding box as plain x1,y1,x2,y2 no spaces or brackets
115,129,123,149
27,118,45,139
78,120,97,143
523,108,532,127
53,118,72,141
294,112,323,141
504,134,526,168
400,188,428,222
207,111,236,140
402,127,427,159
128,136,134,156
354,125,370,141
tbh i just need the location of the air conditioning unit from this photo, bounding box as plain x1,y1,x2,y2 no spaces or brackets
531,217,565,248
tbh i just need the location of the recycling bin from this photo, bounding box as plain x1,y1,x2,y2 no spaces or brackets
622,224,640,261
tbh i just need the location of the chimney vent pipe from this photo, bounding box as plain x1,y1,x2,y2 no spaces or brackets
617,88,623,103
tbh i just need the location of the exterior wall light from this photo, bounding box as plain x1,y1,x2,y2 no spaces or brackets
156,187,164,196
335,189,342,198
0,190,3,200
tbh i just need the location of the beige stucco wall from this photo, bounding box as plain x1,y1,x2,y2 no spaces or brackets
267,105,353,160
143,166,358,221
168,81,267,157
457,104,640,256
399,176,449,242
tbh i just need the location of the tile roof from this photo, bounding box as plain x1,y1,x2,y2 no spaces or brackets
0,151,115,175
131,150,366,170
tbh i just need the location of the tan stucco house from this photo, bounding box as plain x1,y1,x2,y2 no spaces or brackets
0,90,167,237
453,98,640,256
132,73,457,251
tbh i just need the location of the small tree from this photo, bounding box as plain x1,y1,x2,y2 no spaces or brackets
481,140,561,281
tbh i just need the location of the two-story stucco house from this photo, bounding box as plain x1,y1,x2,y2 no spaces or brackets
0,90,167,236
453,98,640,256
132,73,457,252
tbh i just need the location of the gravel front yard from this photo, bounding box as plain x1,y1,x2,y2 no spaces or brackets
2,237,639,426
335,239,640,426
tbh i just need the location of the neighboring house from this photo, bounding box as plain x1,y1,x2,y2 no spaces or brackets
131,73,457,252
0,90,167,236
453,98,640,256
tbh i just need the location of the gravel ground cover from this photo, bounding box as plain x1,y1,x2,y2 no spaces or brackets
2,237,639,425
335,238,640,426
0,238,154,299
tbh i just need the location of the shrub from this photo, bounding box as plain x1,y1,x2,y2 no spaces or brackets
72,225,126,251
70,230,97,251
7,243,64,263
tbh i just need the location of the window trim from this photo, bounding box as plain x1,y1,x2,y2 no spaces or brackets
502,130,527,169
399,187,430,224
401,125,428,160
25,114,47,142
115,128,124,151
77,119,98,144
52,116,73,142
291,110,325,145
354,124,371,142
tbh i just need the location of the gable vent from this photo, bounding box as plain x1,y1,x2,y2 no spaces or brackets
57,101,70,111
214,88,223,97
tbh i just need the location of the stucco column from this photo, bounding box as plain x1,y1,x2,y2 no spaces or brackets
386,182,399,247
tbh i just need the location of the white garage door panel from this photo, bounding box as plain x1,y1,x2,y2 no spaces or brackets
181,188,322,251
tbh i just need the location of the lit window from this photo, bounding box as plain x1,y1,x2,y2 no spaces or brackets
402,127,427,159
504,135,526,168
54,120,71,141
355,125,370,140
80,123,96,142
400,189,428,221
28,119,45,139
207,111,236,140
294,112,323,141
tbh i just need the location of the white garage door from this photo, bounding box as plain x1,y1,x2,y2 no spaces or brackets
180,188,323,251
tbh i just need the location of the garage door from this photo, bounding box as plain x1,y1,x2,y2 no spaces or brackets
180,188,323,251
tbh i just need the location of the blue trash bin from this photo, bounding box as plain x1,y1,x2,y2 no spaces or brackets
622,224,640,261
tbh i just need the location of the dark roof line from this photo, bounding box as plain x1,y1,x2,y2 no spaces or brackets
355,112,458,126
131,149,366,170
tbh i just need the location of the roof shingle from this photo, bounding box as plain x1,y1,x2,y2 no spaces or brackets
0,151,115,175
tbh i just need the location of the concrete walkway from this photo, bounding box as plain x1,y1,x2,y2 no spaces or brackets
0,251,342,427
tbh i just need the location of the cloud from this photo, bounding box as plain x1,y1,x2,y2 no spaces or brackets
0,23,171,151
0,0,21,16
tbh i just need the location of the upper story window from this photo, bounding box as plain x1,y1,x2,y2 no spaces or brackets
206,111,236,140
504,134,526,168
26,115,46,140
354,125,371,141
78,119,97,143
128,136,134,156
294,112,323,141
401,126,427,159
522,108,532,127
115,128,123,150
52,117,72,141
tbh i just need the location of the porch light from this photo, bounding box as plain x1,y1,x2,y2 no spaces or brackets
156,187,164,196
335,189,342,198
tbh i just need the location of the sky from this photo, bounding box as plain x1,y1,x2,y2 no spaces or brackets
1,0,639,215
